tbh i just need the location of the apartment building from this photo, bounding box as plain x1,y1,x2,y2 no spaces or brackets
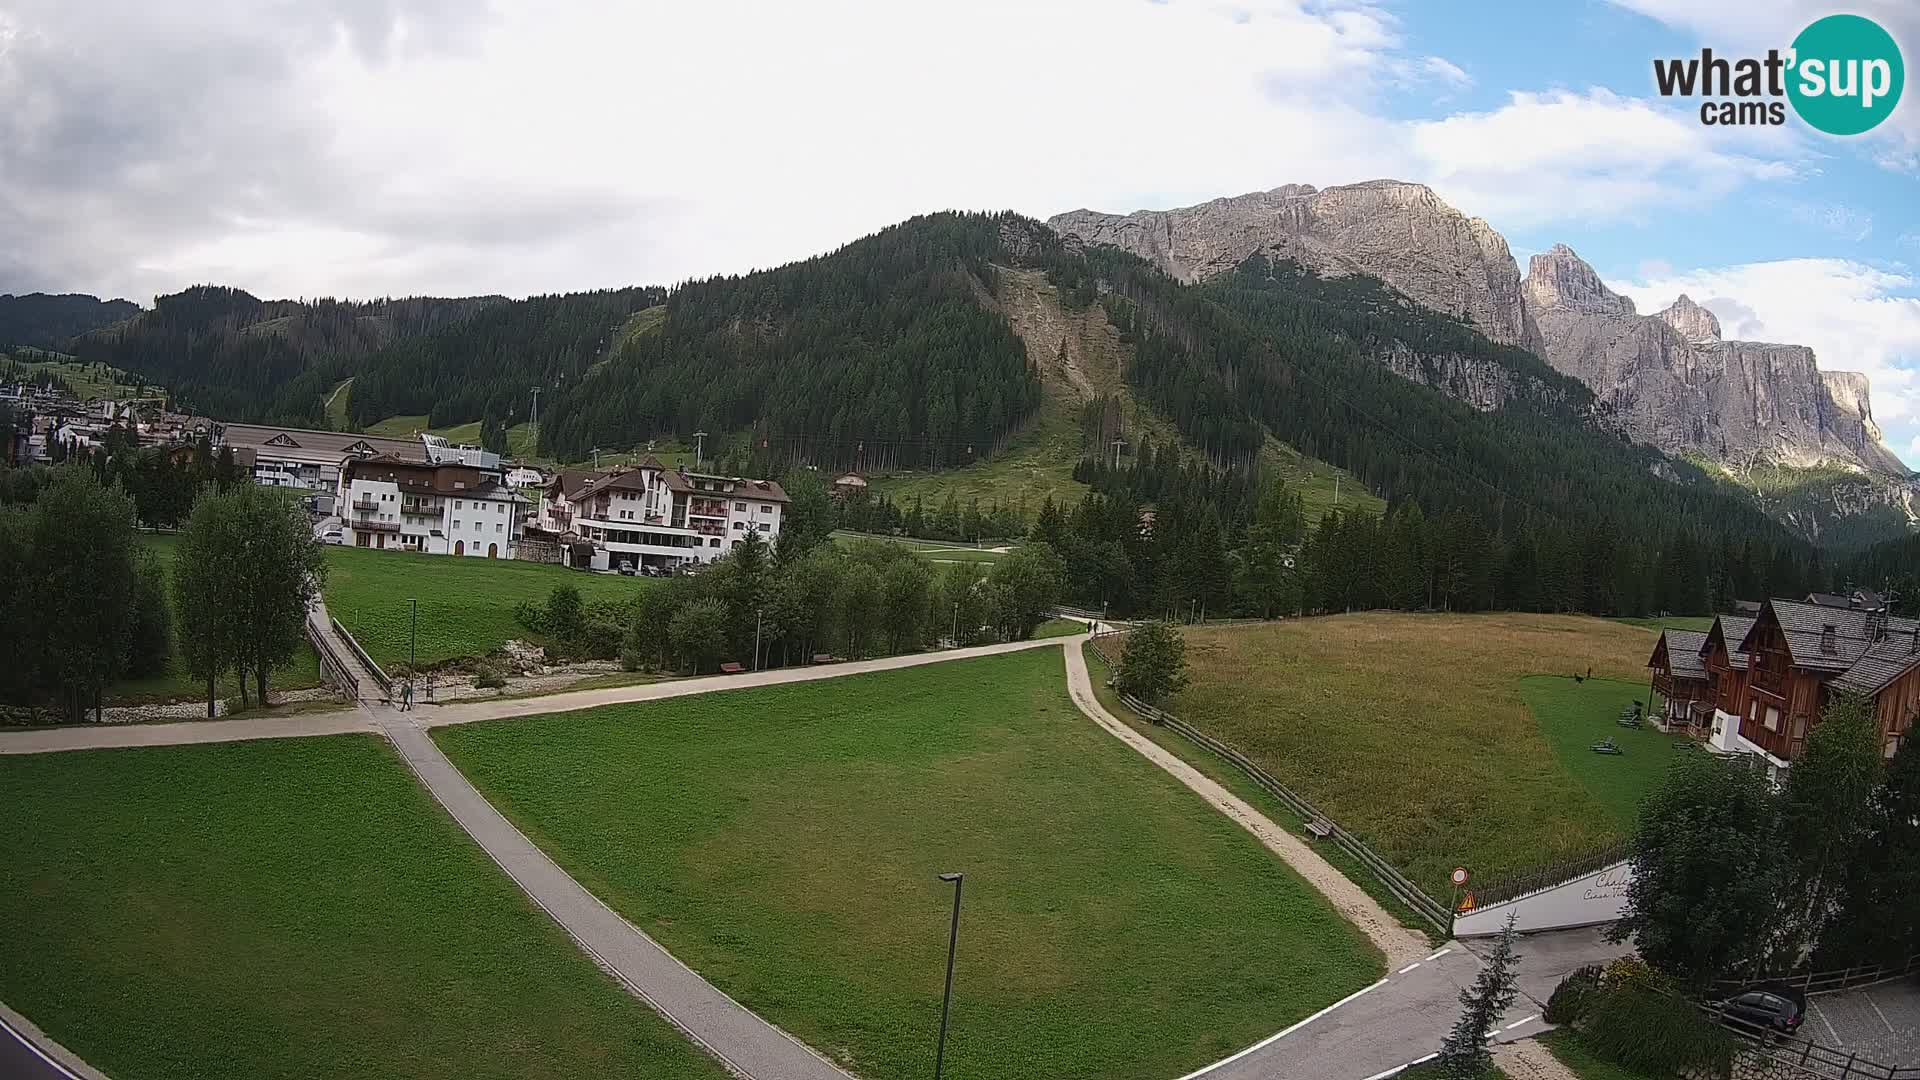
340,454,524,557
543,457,787,570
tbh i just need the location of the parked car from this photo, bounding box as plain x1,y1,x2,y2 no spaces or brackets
1717,985,1805,1036
321,529,345,546
618,562,636,576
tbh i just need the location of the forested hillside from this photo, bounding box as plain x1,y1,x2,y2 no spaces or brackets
72,287,498,425
1026,244,1818,613
539,213,1042,467
1840,533,1920,611
0,293,140,349
347,287,663,433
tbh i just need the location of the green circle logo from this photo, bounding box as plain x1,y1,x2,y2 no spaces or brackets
1788,14,1904,135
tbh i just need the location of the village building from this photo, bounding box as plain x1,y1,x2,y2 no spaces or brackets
1651,597,1920,778
539,459,787,571
339,454,524,557
830,472,869,500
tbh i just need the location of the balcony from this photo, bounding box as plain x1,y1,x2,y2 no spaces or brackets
1750,665,1789,698
352,518,400,533
352,495,380,511
402,497,439,514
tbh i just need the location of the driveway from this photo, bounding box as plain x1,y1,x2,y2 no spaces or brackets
1803,981,1920,1067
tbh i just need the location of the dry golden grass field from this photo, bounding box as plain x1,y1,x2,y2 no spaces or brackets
1168,612,1673,896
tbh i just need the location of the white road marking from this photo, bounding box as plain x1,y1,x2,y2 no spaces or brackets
1426,947,1452,961
1865,990,1897,1035
1360,1050,1439,1080
1174,977,1393,1079
1504,1014,1539,1030
1811,999,1845,1047
0,1013,83,1080
1397,962,1422,974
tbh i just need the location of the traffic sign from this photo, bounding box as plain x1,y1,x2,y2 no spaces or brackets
1450,867,1470,887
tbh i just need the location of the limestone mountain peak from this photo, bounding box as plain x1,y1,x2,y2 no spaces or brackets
1656,293,1722,343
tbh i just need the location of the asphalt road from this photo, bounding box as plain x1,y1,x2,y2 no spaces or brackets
0,1009,88,1080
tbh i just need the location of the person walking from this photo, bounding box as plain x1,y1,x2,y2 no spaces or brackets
400,681,414,711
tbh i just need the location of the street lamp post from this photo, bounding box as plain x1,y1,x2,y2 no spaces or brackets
408,598,417,700
753,608,764,672
934,872,963,1080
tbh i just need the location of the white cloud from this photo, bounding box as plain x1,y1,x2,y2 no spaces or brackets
1767,198,1874,242
1617,258,1920,467
1401,88,1803,228
2,0,1823,305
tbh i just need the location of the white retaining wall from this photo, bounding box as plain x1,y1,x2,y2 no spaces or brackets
1453,860,1632,937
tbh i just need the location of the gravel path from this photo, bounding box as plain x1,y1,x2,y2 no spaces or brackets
379,715,853,1080
1061,641,1430,968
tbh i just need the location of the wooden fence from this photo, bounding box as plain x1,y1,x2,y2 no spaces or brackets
1712,950,1920,1000
1087,631,1453,931
1468,843,1633,907
304,616,360,703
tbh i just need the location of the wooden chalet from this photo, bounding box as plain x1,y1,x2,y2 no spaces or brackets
1698,614,1755,753
1647,628,1712,731
1733,599,1920,765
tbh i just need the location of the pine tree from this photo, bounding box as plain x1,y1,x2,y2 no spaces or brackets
1438,913,1521,1078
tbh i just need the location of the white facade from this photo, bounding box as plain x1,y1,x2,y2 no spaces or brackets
559,464,787,570
341,472,523,557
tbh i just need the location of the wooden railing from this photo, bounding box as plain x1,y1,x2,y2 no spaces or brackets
1711,950,1920,999
1708,1005,1920,1079
1086,632,1452,932
330,617,391,700
304,615,359,703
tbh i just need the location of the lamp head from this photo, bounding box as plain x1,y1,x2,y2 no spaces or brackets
938,872,962,883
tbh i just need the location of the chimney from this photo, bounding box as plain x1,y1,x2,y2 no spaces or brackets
1911,625,1918,655
1867,608,1888,642
1820,624,1838,655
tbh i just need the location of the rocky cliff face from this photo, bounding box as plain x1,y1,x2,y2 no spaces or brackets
1524,244,1908,479
1049,180,1543,351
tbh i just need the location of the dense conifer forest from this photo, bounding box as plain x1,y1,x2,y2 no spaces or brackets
536,213,1041,467
69,287,497,425
0,292,139,350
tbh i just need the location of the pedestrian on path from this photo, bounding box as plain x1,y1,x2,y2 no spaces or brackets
400,681,414,711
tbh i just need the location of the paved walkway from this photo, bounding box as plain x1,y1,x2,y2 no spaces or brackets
0,1003,103,1080
378,714,853,1080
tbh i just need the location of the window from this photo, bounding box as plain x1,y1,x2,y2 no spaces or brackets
455,500,463,509
495,522,503,533
709,537,720,548
453,520,462,530
1763,706,1781,733
735,502,746,511
761,503,772,512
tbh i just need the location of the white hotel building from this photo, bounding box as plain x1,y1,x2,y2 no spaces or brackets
542,458,786,570
338,440,524,557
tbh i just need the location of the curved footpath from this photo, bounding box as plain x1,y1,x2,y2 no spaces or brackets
0,634,1627,1080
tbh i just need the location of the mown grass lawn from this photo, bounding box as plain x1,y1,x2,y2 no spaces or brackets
0,736,727,1080
1170,613,1663,896
321,545,652,668
1520,674,1693,831
435,648,1384,1080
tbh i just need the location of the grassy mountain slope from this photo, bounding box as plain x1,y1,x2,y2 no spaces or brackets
1686,455,1916,549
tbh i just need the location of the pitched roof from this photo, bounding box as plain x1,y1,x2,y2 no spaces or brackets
219,422,425,462
1705,615,1756,669
1652,629,1709,680
1830,634,1920,695
1740,599,1919,674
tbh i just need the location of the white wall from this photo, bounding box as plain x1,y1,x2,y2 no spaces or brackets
1452,860,1633,937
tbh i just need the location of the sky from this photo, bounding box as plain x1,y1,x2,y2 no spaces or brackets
1,0,1917,466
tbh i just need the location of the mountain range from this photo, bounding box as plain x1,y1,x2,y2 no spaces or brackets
4,184,1913,552
1049,180,1916,543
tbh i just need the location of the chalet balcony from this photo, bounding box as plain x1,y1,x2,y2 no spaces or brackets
352,518,400,533
352,495,380,511
1750,666,1789,698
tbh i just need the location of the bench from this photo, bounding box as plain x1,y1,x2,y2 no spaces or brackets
1306,819,1333,839
719,662,746,675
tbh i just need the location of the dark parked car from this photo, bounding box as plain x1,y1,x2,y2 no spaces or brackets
1717,985,1806,1036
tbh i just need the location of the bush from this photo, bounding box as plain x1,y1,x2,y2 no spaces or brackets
1581,986,1734,1078
512,598,545,633
473,664,507,690
1545,965,1603,1025
1116,621,1191,705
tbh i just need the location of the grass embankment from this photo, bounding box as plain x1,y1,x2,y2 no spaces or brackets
1170,613,1671,895
1081,642,1440,938
321,545,652,668
112,533,322,706
1540,1030,1661,1080
0,736,727,1080
436,649,1383,1080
